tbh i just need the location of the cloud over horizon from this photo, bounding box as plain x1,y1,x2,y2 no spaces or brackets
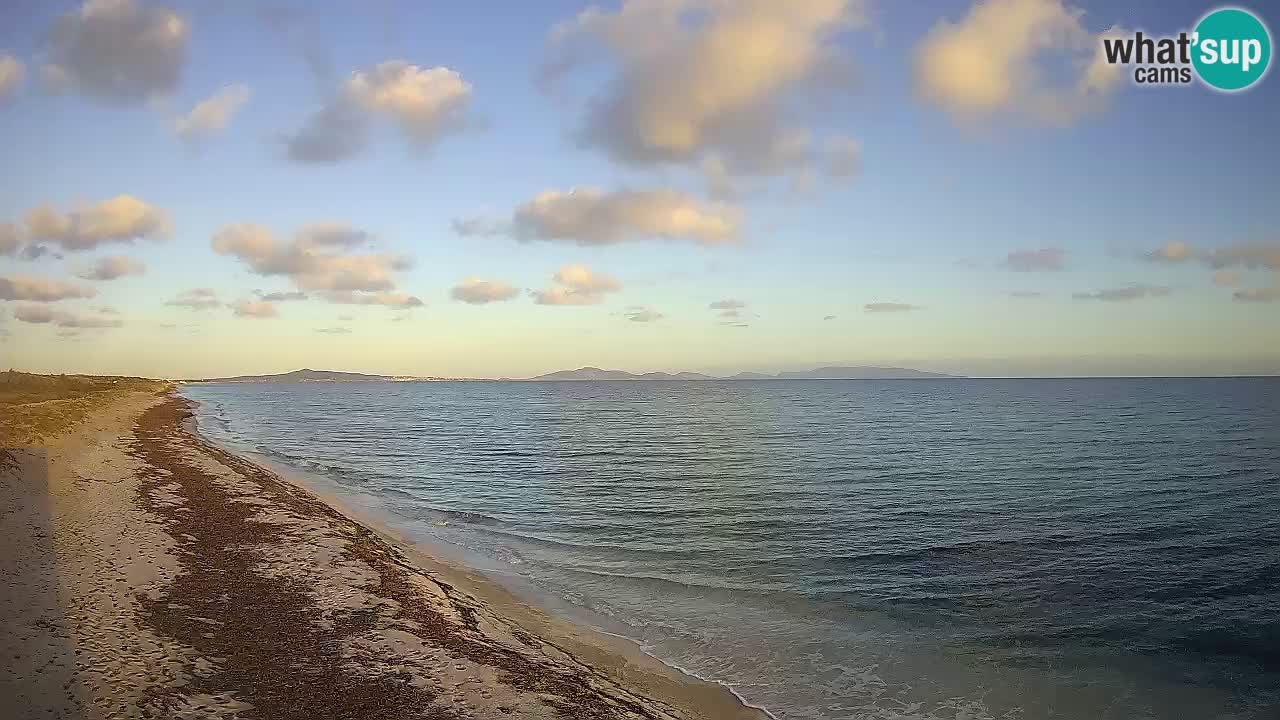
212,222,415,298
232,299,278,318
13,303,122,328
259,290,308,302
624,306,664,322
457,188,740,246
0,274,97,301
76,255,146,281
322,290,424,307
450,278,519,305
165,287,221,310
1232,287,1280,303
532,264,622,306
1006,247,1065,272
1204,242,1280,272
1073,283,1171,302
1145,241,1194,263
22,196,170,252
865,302,922,312
708,298,752,322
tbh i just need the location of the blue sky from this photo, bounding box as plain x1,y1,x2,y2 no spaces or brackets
1,0,1277,378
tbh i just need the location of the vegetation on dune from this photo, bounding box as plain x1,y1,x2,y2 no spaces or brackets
0,370,167,447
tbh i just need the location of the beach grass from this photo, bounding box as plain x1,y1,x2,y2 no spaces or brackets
0,370,167,447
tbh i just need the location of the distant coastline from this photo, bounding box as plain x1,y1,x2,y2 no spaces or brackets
184,365,961,383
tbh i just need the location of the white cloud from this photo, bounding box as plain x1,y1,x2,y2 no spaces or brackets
322,290,424,307
532,264,622,306
175,84,250,142
1232,287,1280,303
450,216,508,238
0,275,97,301
1212,271,1242,288
865,302,923,312
294,222,372,249
259,291,308,302
282,60,472,164
212,223,413,293
530,287,602,306
0,54,24,101
545,0,867,184
13,303,122,328
76,255,145,281
708,298,752,321
1006,247,1065,271
315,326,352,334
0,223,21,256
624,306,664,322
708,298,746,310
450,278,519,305
503,187,739,246
1145,241,1193,263
24,195,170,252
1203,242,1280,272
232,299,278,318
1139,241,1280,272
346,61,472,145
555,265,621,293
1072,283,1171,301
44,0,188,105
914,0,1124,125
165,287,221,310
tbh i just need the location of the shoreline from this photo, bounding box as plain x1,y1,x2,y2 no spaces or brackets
182,412,777,720
230,449,781,720
2,388,769,719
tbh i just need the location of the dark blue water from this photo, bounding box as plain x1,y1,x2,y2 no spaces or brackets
182,379,1280,719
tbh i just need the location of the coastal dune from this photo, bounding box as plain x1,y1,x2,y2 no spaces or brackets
0,382,766,720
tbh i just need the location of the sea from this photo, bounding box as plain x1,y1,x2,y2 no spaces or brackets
181,378,1280,720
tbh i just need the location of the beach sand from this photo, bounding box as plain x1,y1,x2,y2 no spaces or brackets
1,387,768,720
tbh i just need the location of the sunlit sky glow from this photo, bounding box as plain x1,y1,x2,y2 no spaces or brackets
1,0,1277,378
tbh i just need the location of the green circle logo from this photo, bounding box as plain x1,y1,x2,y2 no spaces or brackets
1192,7,1272,91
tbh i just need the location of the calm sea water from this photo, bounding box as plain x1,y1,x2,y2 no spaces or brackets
182,379,1280,719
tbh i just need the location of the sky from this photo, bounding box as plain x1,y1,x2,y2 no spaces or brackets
0,0,1277,379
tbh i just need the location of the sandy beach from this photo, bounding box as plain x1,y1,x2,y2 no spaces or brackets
1,383,767,720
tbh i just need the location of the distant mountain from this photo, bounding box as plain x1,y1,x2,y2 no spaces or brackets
188,365,958,383
640,371,717,381
194,368,391,383
527,365,958,381
529,367,639,381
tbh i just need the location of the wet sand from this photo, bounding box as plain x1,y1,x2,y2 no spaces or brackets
1,389,768,720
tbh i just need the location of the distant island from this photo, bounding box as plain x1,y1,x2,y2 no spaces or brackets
187,368,468,383
187,366,959,383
